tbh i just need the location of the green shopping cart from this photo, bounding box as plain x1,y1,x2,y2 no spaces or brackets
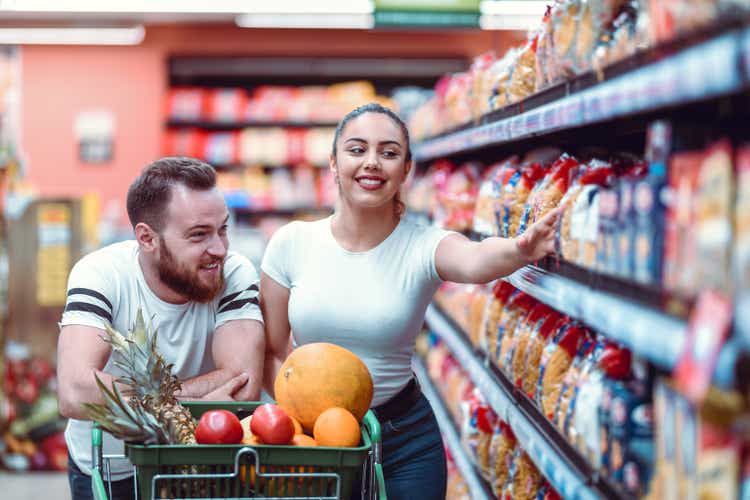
91,402,386,500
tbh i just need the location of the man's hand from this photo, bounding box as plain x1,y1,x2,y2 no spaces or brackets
515,208,561,263
200,372,250,401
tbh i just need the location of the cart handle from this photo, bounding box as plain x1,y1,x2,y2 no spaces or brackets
362,410,381,447
91,424,109,500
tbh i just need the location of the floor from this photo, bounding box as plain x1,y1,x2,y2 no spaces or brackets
1,472,71,500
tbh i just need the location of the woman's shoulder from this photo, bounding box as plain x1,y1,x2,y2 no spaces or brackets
398,215,447,241
269,217,329,244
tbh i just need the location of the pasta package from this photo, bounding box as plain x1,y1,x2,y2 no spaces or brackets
489,421,517,497
507,35,538,104
536,321,587,419
734,146,750,289
521,312,564,400
494,294,536,370
509,303,553,388
479,281,518,356
502,449,543,500
553,333,597,433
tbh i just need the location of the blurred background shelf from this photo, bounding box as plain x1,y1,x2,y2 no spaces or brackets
412,356,494,500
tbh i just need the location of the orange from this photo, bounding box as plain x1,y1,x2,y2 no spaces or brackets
313,407,361,447
274,343,373,432
289,416,303,435
290,434,318,447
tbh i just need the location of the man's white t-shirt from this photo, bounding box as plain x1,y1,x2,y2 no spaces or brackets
60,240,263,479
261,216,451,407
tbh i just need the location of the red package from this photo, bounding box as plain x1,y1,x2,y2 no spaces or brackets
204,88,249,123
163,129,206,158
165,87,206,122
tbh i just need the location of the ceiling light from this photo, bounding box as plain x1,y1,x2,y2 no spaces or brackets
479,14,540,31
479,1,548,16
0,0,374,14
0,26,145,45
236,13,374,30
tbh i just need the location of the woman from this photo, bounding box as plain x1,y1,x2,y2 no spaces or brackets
260,103,558,499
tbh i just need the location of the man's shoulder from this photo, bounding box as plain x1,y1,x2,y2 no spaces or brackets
74,240,138,274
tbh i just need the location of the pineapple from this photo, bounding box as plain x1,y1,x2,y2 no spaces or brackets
84,309,196,445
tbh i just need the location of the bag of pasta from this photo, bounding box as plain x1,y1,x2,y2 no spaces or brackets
489,49,517,111
521,312,564,399
461,389,498,480
479,281,519,356
494,294,536,371
490,156,521,236
536,320,587,419
500,302,546,382
490,424,517,498
474,159,514,237
469,52,497,121
529,153,581,226
552,332,598,432
507,34,538,104
534,5,554,93
510,304,554,390
506,163,548,238
502,449,543,500
549,0,581,84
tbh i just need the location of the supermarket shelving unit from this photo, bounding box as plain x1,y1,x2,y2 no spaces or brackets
412,20,750,500
414,22,750,164
412,356,494,500
424,304,631,500
166,120,339,131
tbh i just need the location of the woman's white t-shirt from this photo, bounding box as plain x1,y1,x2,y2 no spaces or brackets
261,216,451,406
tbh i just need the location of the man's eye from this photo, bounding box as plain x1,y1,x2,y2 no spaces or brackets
219,226,228,235
190,232,206,239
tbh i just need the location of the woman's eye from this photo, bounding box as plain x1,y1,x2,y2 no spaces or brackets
348,147,364,154
382,150,399,158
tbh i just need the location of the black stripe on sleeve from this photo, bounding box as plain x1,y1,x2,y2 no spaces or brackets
67,288,113,310
218,297,259,315
218,284,259,309
64,302,113,323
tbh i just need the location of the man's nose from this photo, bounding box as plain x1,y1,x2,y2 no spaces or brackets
206,233,228,257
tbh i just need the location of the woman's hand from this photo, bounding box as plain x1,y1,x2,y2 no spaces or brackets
515,208,561,263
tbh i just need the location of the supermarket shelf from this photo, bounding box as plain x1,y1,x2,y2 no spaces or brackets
425,304,625,500
232,207,333,218
413,26,747,163
412,356,493,500
505,264,738,388
166,119,338,130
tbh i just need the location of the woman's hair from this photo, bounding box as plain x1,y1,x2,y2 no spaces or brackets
331,102,411,216
126,156,216,231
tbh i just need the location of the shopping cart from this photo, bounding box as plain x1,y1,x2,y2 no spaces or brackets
91,402,386,500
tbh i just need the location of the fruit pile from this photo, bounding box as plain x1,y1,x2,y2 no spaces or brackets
0,341,68,472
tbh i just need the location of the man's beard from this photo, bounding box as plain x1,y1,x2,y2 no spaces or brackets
157,237,224,303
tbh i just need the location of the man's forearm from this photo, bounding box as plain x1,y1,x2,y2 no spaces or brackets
178,368,236,398
59,370,123,420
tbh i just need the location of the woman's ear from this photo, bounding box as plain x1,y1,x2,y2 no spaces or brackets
329,153,339,180
404,159,413,181
135,223,158,253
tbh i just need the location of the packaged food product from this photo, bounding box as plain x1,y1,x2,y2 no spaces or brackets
474,158,518,237
507,35,538,105
552,333,596,433
616,161,648,279
663,149,704,296
536,321,586,419
648,0,721,44
489,421,517,497
676,385,742,500
695,139,733,292
468,284,490,348
529,153,581,226
204,88,248,123
521,312,564,400
461,389,497,480
469,52,497,121
444,72,473,130
509,304,553,389
550,0,581,84
571,343,631,468
534,6,554,92
633,121,671,286
503,449,543,500
508,163,548,237
495,294,536,371
478,282,518,356
735,146,750,289
163,128,205,158
436,163,481,232
489,49,518,112
165,87,206,121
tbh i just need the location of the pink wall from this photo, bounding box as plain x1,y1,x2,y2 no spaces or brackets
20,25,523,226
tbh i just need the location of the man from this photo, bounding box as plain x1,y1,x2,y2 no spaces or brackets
57,157,264,500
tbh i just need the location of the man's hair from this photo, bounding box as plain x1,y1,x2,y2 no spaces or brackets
126,157,216,231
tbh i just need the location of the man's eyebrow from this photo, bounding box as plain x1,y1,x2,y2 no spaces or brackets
185,224,212,233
